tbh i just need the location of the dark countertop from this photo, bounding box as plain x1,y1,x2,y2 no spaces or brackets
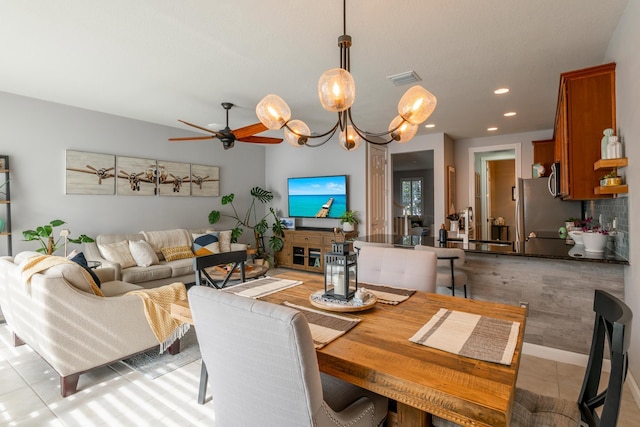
355,234,629,265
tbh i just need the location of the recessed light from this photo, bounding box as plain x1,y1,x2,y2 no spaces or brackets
494,88,510,95
487,127,498,131
504,112,517,117
424,123,435,128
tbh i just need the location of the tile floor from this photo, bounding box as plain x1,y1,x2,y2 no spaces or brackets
1,321,639,426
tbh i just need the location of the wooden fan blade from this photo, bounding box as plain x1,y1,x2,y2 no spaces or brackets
178,119,222,136
232,122,268,139
169,135,216,142
237,136,283,144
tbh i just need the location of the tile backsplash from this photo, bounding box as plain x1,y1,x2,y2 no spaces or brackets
584,196,629,260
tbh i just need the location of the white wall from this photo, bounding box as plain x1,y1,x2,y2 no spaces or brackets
0,92,266,255
605,0,640,385
264,136,366,231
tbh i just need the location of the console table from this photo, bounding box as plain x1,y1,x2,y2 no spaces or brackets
275,227,358,273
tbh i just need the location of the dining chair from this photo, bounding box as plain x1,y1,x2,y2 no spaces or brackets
188,285,389,427
192,250,246,288
357,245,437,292
353,239,394,254
433,289,632,427
414,244,468,297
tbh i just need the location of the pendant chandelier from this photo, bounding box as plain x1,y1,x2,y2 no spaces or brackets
256,0,437,151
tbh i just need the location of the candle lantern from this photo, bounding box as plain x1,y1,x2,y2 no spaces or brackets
324,242,357,300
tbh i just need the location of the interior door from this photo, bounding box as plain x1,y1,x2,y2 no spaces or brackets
367,144,387,235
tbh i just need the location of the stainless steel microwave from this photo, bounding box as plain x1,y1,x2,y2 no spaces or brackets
548,162,561,197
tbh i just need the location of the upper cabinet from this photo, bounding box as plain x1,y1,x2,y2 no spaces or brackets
553,63,616,200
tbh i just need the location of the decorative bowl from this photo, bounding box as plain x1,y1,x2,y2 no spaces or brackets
582,231,608,253
568,230,583,245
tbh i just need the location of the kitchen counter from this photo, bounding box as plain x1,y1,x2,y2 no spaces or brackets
355,234,629,265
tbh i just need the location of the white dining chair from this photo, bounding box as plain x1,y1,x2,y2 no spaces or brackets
357,245,437,292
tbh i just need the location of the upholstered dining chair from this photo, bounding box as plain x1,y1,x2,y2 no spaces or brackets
188,286,388,427
415,245,468,297
357,245,437,292
352,239,393,254
433,289,632,427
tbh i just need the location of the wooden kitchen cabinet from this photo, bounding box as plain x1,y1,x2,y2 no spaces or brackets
275,228,357,273
553,63,616,200
532,139,554,177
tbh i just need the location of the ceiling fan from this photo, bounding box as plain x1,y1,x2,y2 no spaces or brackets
169,102,283,149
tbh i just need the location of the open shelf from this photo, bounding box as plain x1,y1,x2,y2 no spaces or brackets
594,158,628,170
594,185,628,195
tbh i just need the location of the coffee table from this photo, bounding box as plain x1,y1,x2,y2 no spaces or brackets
204,262,268,284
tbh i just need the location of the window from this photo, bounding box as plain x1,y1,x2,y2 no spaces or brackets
401,178,423,216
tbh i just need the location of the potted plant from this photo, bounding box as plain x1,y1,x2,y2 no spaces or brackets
576,217,609,253
208,187,284,259
22,219,94,255
339,210,359,232
601,170,622,186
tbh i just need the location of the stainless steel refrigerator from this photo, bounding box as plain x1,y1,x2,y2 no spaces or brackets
515,177,582,243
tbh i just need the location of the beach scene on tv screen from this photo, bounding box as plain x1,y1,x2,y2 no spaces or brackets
288,176,347,219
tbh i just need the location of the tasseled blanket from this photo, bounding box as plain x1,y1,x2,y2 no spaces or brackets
126,282,190,353
20,255,104,296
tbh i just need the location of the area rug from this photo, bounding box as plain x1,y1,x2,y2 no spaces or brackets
120,327,201,379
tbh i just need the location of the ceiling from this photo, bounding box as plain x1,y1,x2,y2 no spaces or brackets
1,1,627,143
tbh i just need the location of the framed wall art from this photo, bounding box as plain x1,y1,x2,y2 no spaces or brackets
157,161,191,196
65,150,116,195
190,164,220,197
116,156,157,196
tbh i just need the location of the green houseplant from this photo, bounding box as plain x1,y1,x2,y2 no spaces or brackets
22,219,95,255
208,187,284,258
339,210,359,232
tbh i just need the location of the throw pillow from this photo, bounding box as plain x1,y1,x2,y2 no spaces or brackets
218,230,232,253
129,240,159,267
98,241,137,269
193,232,220,256
70,251,102,288
161,245,195,262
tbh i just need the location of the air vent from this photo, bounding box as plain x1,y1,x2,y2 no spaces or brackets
386,71,422,86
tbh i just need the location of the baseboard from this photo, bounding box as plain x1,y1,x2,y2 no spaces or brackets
522,342,640,410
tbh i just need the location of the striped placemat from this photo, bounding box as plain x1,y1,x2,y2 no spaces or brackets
283,302,360,349
409,308,520,365
222,276,302,299
360,283,416,305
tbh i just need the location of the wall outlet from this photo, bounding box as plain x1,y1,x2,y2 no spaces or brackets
519,301,529,316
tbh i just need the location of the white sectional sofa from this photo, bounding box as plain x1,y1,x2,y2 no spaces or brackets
84,228,247,289
0,251,164,396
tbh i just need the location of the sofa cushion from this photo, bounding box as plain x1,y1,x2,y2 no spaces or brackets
163,258,195,277
44,262,104,296
69,251,102,288
142,229,192,259
193,232,220,255
121,265,172,284
129,240,159,267
98,241,137,269
161,246,195,262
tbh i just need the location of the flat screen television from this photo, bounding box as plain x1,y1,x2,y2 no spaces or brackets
288,175,348,219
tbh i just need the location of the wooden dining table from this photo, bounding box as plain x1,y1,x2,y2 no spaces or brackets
263,271,527,427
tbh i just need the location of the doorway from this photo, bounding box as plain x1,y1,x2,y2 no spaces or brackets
469,144,521,241
391,150,434,236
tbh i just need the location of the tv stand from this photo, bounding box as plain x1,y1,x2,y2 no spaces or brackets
275,228,358,273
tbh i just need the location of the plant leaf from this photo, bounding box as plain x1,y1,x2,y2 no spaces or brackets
221,194,234,205
208,210,221,224
250,187,273,203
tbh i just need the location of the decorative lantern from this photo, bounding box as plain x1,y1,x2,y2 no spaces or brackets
324,242,357,300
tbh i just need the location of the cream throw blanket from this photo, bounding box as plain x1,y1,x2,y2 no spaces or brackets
126,282,190,353
21,255,104,296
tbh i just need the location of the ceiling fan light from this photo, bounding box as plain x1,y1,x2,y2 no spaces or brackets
284,120,310,147
256,94,291,130
339,125,362,151
388,115,418,143
398,85,437,124
318,68,355,112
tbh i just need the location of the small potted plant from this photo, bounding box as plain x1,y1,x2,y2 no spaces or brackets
578,217,609,253
22,219,94,255
339,210,359,232
601,170,622,186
